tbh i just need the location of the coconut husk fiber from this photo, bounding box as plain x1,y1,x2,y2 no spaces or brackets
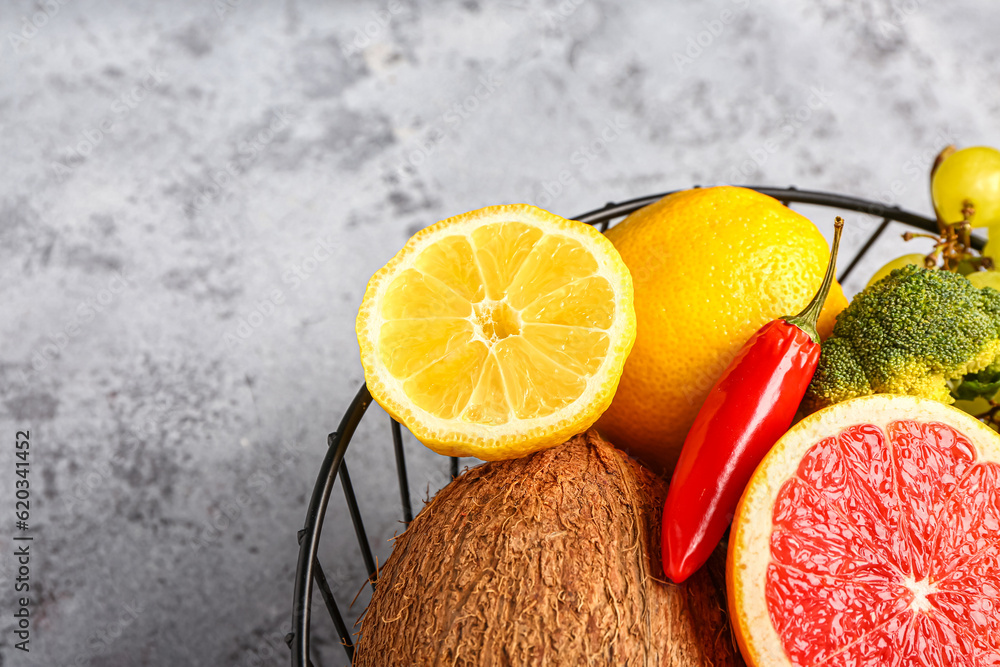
353,430,744,666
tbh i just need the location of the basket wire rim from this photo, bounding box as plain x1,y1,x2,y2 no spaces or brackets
288,185,969,666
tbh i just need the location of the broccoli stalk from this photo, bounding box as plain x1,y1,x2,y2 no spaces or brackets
803,264,1000,413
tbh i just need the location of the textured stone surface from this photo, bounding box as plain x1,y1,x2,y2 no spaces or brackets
0,0,998,665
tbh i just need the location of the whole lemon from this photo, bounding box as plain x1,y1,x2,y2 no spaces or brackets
595,187,847,472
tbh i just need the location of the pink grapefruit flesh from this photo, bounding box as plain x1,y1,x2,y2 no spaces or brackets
728,395,1000,667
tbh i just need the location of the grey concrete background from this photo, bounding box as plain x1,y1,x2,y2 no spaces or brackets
0,0,998,665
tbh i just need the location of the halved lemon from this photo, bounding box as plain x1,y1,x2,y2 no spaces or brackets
356,204,636,460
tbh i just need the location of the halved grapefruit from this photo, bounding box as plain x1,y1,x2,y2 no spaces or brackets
728,394,1000,666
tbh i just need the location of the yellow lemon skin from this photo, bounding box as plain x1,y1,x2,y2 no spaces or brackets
595,186,847,473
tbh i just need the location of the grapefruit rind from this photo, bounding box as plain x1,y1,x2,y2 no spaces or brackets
356,204,636,461
727,394,1000,667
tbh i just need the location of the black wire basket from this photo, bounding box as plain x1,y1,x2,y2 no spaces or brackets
287,186,979,666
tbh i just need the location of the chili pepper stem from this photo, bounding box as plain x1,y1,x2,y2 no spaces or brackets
782,217,845,345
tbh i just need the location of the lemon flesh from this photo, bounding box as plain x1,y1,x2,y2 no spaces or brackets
357,205,635,460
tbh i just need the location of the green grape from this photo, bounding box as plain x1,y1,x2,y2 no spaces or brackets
866,253,927,289
983,221,1000,261
966,270,1000,291
931,146,1000,228
954,396,993,422
954,259,978,276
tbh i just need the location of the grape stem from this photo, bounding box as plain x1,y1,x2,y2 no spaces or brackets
961,199,976,223
902,220,992,272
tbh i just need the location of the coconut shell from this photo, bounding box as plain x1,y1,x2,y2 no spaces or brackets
353,430,744,666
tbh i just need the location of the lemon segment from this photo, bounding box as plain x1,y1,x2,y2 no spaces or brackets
380,269,471,320
471,222,544,300
377,318,474,379
521,324,609,375
461,353,511,426
412,235,485,302
521,276,616,328
494,335,588,419
403,342,488,419
506,235,598,309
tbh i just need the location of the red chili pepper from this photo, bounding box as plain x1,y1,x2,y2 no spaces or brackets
662,217,845,584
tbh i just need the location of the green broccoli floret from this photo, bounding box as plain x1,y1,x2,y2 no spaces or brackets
803,264,1000,413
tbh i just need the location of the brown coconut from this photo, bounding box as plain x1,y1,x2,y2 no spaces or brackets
353,430,744,666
